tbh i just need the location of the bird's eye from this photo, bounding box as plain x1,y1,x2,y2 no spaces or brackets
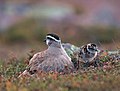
91,44,96,47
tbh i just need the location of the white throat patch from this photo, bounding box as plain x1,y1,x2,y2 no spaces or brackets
46,39,50,45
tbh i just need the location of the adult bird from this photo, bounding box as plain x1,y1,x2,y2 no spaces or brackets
20,33,74,77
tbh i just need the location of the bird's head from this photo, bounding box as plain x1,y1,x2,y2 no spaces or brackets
87,43,100,53
44,33,61,47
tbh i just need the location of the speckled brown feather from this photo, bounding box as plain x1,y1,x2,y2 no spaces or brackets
25,47,74,75
19,34,74,76
26,50,47,74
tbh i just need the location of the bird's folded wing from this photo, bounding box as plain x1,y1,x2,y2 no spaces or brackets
26,51,47,72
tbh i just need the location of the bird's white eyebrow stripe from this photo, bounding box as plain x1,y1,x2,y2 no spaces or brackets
46,35,61,42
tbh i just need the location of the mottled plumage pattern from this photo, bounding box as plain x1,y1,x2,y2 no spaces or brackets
20,34,75,76
78,43,99,63
26,51,47,74
26,47,74,74
62,43,79,57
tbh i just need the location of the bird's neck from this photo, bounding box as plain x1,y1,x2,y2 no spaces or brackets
48,45,71,60
48,45,63,52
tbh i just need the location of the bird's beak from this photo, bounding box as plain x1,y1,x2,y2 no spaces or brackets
44,39,46,42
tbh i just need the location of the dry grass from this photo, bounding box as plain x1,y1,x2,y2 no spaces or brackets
0,51,120,91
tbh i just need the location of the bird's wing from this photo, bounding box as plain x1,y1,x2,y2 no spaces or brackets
58,54,74,68
26,51,47,74
36,54,74,73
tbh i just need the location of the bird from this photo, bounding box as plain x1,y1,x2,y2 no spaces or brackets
62,43,79,57
20,33,74,77
78,43,100,67
62,43,80,69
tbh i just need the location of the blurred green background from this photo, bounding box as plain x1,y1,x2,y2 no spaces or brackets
0,0,120,59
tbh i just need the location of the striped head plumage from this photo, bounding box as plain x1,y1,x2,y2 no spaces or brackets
79,43,100,63
44,33,61,47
